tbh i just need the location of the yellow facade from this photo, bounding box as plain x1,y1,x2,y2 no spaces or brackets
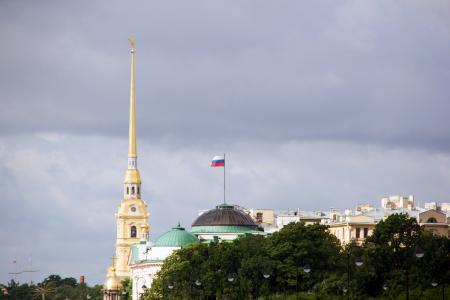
328,215,376,245
418,209,449,237
329,210,450,245
250,209,274,224
115,195,148,279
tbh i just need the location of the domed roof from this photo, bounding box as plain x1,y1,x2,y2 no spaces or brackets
192,204,257,227
103,266,122,291
155,223,198,247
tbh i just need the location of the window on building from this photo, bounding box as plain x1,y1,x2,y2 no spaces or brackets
126,187,129,194
427,217,437,223
131,226,137,238
131,186,135,194
363,228,368,238
356,228,361,239
137,187,140,195
256,212,263,223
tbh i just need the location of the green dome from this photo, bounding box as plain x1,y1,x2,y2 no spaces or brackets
155,223,198,247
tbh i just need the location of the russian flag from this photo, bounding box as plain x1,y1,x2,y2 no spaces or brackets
211,155,225,167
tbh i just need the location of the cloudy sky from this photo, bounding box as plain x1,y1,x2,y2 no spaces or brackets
1,0,449,285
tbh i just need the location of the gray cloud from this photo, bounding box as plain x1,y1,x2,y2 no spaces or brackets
1,1,449,150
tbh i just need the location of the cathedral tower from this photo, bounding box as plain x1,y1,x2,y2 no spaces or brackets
105,37,149,289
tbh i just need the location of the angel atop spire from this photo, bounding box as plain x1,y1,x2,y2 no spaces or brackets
128,36,136,51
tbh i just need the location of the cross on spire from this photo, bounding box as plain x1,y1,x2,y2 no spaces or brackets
111,255,117,268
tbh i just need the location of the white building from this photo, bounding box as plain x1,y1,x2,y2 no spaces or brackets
129,223,198,300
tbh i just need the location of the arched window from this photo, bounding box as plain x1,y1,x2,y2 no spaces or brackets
131,186,135,194
126,187,129,194
131,226,137,238
256,212,263,223
137,187,140,195
427,217,437,223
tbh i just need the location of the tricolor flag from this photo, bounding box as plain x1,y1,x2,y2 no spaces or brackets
211,155,225,167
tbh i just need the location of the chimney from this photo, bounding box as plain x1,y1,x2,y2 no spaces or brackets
79,275,85,284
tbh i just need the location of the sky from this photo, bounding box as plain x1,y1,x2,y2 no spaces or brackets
0,0,449,285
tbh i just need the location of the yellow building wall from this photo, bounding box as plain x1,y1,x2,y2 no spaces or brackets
115,197,149,279
252,209,274,224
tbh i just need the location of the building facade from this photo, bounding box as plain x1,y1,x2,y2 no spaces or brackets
246,195,450,245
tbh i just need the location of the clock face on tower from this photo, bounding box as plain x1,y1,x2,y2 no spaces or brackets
130,206,137,213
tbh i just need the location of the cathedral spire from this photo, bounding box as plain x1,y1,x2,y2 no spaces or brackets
104,37,149,290
128,36,137,161
124,36,141,185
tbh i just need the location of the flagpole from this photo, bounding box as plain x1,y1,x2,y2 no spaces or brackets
223,153,226,204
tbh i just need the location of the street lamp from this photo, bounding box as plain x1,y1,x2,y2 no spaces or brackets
346,252,364,300
258,272,271,299
161,277,171,299
415,246,424,259
254,270,272,299
431,279,445,300
295,258,311,299
432,279,438,287
225,273,236,299
404,246,424,300
303,264,311,274
194,279,202,300
165,282,174,300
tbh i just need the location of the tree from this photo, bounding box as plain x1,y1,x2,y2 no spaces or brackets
142,216,448,299
42,275,62,287
1,280,34,300
364,213,423,298
120,278,132,300
268,222,342,295
33,282,56,300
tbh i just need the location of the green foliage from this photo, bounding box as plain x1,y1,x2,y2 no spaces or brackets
120,278,132,300
0,275,103,300
0,280,34,300
268,222,342,294
142,214,450,299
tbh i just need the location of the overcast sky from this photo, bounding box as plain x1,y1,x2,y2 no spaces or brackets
1,0,449,285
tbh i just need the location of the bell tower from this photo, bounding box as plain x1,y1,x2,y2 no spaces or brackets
105,37,149,288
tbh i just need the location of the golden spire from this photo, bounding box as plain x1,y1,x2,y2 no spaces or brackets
124,36,141,184
128,36,137,158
